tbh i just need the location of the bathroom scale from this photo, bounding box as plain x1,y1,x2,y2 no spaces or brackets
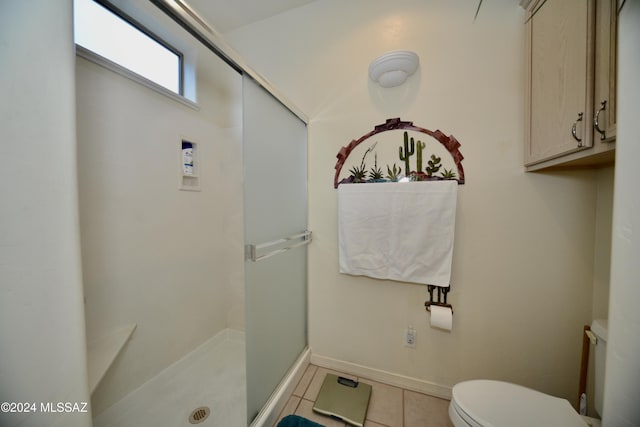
312,374,371,427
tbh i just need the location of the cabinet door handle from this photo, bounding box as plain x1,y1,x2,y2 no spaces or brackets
572,112,584,146
594,100,607,140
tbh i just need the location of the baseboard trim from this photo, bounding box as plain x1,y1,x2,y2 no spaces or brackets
251,347,311,427
310,353,452,400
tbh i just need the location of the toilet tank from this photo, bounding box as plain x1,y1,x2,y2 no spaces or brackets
591,319,608,417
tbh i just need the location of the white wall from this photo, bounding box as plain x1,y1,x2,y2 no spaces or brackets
75,4,245,415
226,0,601,404
603,0,640,424
0,2,92,427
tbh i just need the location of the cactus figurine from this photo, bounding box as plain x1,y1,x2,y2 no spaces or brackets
399,132,415,175
386,163,401,182
369,152,384,182
415,140,426,174
370,153,384,181
440,168,457,179
349,165,368,183
426,154,442,177
370,166,384,181
359,141,377,170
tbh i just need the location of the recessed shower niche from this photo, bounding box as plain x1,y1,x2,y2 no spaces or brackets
180,139,200,191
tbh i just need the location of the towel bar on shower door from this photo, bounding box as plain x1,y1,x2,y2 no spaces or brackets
245,230,312,262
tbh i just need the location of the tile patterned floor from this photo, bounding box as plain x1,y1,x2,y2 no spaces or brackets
273,365,453,427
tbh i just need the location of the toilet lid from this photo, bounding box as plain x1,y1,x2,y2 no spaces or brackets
451,380,587,427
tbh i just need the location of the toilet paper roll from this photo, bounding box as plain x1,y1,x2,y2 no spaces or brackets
430,305,453,331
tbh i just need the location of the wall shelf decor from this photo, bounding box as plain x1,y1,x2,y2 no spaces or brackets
333,118,465,188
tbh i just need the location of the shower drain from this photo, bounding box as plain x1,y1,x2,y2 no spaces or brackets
188,406,211,424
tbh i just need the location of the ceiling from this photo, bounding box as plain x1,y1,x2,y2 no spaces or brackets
183,0,318,33
175,1,525,34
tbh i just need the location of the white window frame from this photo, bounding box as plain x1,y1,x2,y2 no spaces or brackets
74,0,198,109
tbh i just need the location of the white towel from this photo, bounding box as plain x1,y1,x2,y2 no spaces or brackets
338,181,457,287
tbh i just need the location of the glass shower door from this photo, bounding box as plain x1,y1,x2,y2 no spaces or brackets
243,75,308,424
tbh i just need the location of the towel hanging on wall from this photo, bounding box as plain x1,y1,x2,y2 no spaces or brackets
338,181,457,287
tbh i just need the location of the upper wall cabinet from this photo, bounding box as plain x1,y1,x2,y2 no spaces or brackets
593,0,617,142
524,0,617,170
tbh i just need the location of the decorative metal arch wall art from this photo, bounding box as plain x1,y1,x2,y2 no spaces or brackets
333,118,465,189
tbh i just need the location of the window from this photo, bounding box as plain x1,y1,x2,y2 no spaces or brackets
74,0,182,95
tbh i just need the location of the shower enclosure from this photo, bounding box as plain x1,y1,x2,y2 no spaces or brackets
77,1,309,426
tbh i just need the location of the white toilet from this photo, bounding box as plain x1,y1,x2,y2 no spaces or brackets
449,319,608,427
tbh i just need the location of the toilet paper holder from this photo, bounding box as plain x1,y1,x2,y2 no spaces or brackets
424,285,453,313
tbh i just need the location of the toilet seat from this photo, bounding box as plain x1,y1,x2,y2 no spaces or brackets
449,380,588,427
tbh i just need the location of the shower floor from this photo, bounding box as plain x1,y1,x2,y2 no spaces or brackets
94,329,246,427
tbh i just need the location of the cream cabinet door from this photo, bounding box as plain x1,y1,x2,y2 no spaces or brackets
593,0,618,142
525,0,596,166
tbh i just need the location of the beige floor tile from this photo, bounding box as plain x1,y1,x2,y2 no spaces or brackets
294,364,318,397
285,365,455,426
273,395,302,427
360,378,403,427
403,390,453,427
296,399,347,427
303,366,358,401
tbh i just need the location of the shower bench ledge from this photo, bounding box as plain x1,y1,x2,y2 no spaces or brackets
87,323,137,394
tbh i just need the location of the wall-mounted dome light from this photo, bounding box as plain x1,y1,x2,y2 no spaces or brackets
368,51,420,88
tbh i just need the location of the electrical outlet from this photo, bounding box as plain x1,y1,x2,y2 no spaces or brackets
405,326,416,348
